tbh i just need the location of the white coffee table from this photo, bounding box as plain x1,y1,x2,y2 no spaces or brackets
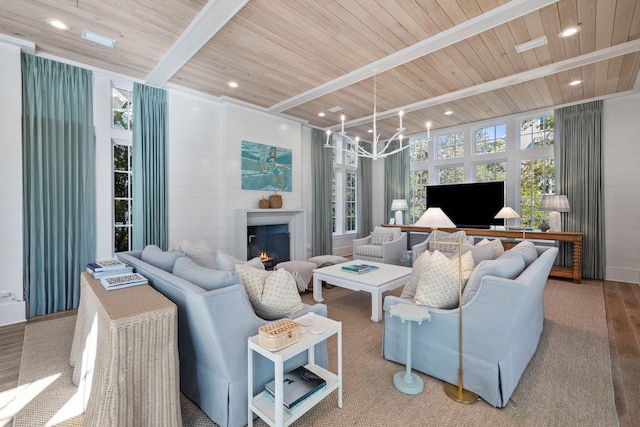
312,261,412,322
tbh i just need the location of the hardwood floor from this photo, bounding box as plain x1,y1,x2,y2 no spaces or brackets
1,282,638,425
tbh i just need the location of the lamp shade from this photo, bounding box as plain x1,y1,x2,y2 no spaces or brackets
391,199,409,211
494,206,520,219
540,195,571,212
415,207,456,228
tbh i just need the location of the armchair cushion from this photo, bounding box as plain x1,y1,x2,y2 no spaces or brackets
414,250,475,309
370,232,394,245
461,250,525,305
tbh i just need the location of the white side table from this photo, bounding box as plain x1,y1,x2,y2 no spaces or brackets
389,303,431,395
248,312,342,427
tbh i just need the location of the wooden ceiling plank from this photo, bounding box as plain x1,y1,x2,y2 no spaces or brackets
364,0,420,47
576,0,597,54
477,29,518,76
612,0,637,45
557,0,581,60
595,0,616,50
540,4,565,63
580,63,596,100
606,56,625,93
493,21,530,73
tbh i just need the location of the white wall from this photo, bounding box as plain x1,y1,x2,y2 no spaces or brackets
0,42,25,325
603,94,640,284
167,93,308,257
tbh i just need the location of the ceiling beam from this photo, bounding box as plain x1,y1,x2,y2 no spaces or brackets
268,0,559,114
338,39,640,130
145,0,248,87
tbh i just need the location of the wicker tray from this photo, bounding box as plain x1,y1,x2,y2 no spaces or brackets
258,319,301,351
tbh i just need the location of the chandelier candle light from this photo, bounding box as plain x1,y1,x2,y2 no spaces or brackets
325,74,428,160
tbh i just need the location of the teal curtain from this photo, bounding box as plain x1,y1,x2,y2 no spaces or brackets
384,139,410,224
554,100,604,279
357,148,373,238
311,128,333,255
132,83,168,250
22,54,95,318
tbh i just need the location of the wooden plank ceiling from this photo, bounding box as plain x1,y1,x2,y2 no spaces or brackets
1,0,639,139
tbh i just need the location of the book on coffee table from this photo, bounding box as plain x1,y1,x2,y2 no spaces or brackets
341,264,380,275
264,366,326,409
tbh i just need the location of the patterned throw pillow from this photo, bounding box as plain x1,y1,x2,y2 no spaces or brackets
400,250,431,299
235,264,304,320
414,250,475,309
427,230,469,254
370,232,394,245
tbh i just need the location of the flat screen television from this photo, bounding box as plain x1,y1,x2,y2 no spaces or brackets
426,182,504,229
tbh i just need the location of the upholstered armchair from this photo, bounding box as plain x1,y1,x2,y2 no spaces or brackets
353,226,407,265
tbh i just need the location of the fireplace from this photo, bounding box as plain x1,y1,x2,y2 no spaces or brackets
247,224,290,269
234,209,306,262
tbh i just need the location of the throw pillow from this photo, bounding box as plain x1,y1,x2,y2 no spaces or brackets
427,230,470,254
141,245,185,272
414,250,474,309
400,250,431,299
172,256,238,291
471,239,495,264
491,239,505,259
235,264,304,320
370,232,394,245
509,240,538,267
180,239,217,269
216,249,265,271
461,251,526,305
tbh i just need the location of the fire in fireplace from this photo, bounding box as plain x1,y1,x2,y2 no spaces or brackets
247,224,290,269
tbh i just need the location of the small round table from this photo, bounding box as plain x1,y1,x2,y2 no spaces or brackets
389,303,431,395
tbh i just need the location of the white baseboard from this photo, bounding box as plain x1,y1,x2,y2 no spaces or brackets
605,266,640,284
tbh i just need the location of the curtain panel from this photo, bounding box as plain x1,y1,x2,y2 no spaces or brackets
554,100,604,279
22,54,95,317
357,152,373,238
384,139,410,225
132,83,169,250
311,128,333,256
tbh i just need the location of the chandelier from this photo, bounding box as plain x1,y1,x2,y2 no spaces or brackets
324,74,431,160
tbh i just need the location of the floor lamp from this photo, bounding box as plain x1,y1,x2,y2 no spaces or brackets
415,208,478,404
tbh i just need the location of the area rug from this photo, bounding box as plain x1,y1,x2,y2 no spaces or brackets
11,279,618,426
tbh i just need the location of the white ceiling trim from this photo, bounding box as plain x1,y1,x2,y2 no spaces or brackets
268,0,559,114
338,39,640,130
0,33,35,54
145,0,248,87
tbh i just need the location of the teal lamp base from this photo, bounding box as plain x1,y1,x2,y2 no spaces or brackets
394,371,424,395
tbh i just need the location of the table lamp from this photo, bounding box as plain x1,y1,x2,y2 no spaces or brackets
494,206,520,229
391,199,409,225
540,195,570,232
414,207,477,404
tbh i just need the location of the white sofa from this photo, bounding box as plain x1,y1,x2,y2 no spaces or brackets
353,226,407,265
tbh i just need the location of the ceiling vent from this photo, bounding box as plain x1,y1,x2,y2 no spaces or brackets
515,36,547,53
81,30,116,48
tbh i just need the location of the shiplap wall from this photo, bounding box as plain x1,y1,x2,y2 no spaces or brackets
0,43,25,325
603,94,640,284
167,92,313,258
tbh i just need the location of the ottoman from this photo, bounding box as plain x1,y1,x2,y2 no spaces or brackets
274,260,317,292
307,255,350,290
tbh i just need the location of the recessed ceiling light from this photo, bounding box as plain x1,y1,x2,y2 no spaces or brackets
560,26,580,38
515,36,548,53
81,30,116,48
228,81,238,88
569,80,582,86
444,110,453,116
47,18,69,31
318,112,325,117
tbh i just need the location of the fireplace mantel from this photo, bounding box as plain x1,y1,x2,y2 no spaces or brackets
235,209,306,261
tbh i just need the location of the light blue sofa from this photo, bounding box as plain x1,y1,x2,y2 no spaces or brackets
117,249,328,427
382,244,558,407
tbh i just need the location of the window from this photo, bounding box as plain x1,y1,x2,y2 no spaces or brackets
409,136,429,162
520,158,555,228
438,165,463,183
520,115,554,149
409,170,428,224
331,136,357,234
112,87,133,130
475,161,506,182
113,141,133,252
437,131,464,159
475,123,506,154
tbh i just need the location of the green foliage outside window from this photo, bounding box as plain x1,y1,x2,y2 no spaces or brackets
437,131,464,159
438,166,463,183
520,158,555,228
475,162,506,182
409,137,429,162
475,124,506,154
345,172,357,231
409,170,428,224
113,143,133,252
520,116,554,149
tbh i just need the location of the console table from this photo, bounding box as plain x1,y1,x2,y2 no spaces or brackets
384,225,583,283
70,272,181,426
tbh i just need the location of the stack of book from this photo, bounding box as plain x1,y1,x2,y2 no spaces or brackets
86,259,133,278
341,264,380,275
263,366,326,414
